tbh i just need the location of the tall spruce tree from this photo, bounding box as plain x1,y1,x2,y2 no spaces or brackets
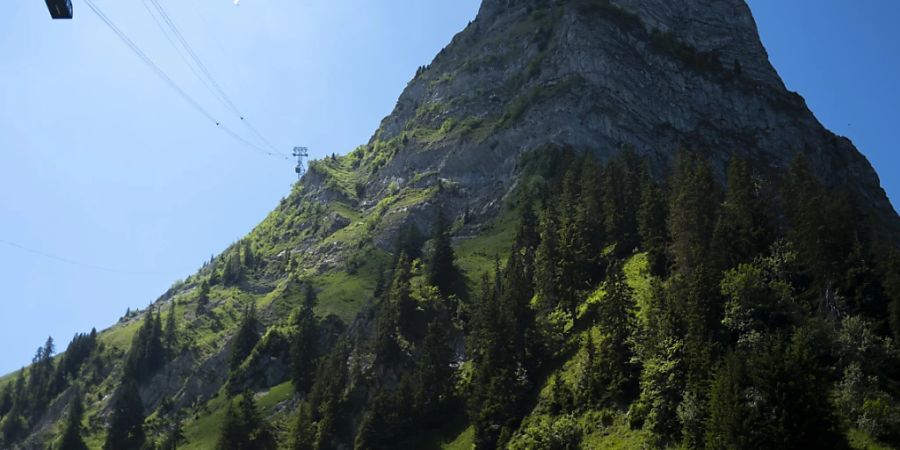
291,284,319,394
426,212,461,298
124,308,165,382
231,302,260,371
217,391,276,450
104,381,145,450
638,171,668,276
712,155,772,269
59,389,87,450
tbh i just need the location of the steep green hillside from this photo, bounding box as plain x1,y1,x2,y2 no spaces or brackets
2,1,900,449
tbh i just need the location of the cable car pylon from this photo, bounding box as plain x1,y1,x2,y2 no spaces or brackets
293,147,308,180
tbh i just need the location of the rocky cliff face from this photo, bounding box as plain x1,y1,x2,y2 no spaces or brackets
364,0,896,239
8,1,899,448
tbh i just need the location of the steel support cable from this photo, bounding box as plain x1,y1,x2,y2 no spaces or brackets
83,0,273,156
146,0,289,157
140,0,228,111
0,238,160,275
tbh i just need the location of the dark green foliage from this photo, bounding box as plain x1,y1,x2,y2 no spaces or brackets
59,390,87,450
291,284,319,394
196,279,211,311
104,381,145,450
242,240,256,269
412,321,456,427
159,419,186,450
602,148,643,256
712,155,773,269
291,402,316,450
426,212,463,298
0,383,11,419
163,306,178,358
230,302,260,372
53,329,98,390
373,254,415,364
223,250,244,286
124,308,165,383
782,156,855,292
668,152,720,274
354,380,414,450
887,249,900,341
705,329,846,449
638,173,668,276
593,269,639,405
469,251,536,449
217,391,277,450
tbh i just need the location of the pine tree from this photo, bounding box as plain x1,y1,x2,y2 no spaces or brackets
159,418,186,450
164,306,178,358
230,302,260,371
104,381,145,450
705,352,747,450
217,392,276,450
413,321,455,427
638,171,668,276
425,212,461,298
242,240,256,269
534,205,561,311
196,279,211,312
602,148,643,255
291,402,316,450
291,284,319,394
223,250,243,286
124,308,165,382
712,155,772,269
373,253,414,364
668,152,720,274
782,155,855,291
59,390,88,450
886,249,900,341
595,269,639,404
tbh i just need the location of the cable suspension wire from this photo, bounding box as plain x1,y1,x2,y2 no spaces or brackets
82,0,273,157
144,0,289,158
0,239,160,275
149,0,287,159
140,0,228,112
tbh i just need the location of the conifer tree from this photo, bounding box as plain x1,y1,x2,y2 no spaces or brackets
886,249,900,341
534,205,561,311
59,389,87,450
373,253,414,364
164,306,178,358
159,418,186,450
230,302,260,371
712,155,772,269
782,155,854,290
638,172,668,276
425,212,461,298
413,321,455,427
217,391,276,450
291,284,319,394
223,251,243,286
595,269,639,404
104,381,145,450
124,308,165,382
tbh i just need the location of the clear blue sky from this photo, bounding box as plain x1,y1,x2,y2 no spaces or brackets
0,1,896,375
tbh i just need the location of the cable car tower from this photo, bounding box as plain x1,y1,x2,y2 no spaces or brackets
293,147,309,180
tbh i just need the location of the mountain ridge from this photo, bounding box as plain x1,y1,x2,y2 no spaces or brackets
2,1,899,449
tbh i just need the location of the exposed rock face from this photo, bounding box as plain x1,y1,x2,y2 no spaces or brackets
365,0,896,237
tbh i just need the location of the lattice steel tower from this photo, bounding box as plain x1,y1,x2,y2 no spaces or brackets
293,146,309,180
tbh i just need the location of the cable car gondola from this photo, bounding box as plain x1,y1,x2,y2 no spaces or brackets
46,0,73,19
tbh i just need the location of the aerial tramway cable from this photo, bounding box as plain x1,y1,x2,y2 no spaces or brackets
143,0,289,158
82,0,277,158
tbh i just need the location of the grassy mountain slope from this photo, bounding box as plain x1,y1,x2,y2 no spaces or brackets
2,1,900,449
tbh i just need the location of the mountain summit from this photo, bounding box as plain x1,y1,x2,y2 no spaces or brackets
2,1,899,449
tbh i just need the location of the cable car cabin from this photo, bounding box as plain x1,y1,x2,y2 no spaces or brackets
46,0,73,19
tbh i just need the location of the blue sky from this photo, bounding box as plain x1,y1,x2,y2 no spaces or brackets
0,1,896,375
